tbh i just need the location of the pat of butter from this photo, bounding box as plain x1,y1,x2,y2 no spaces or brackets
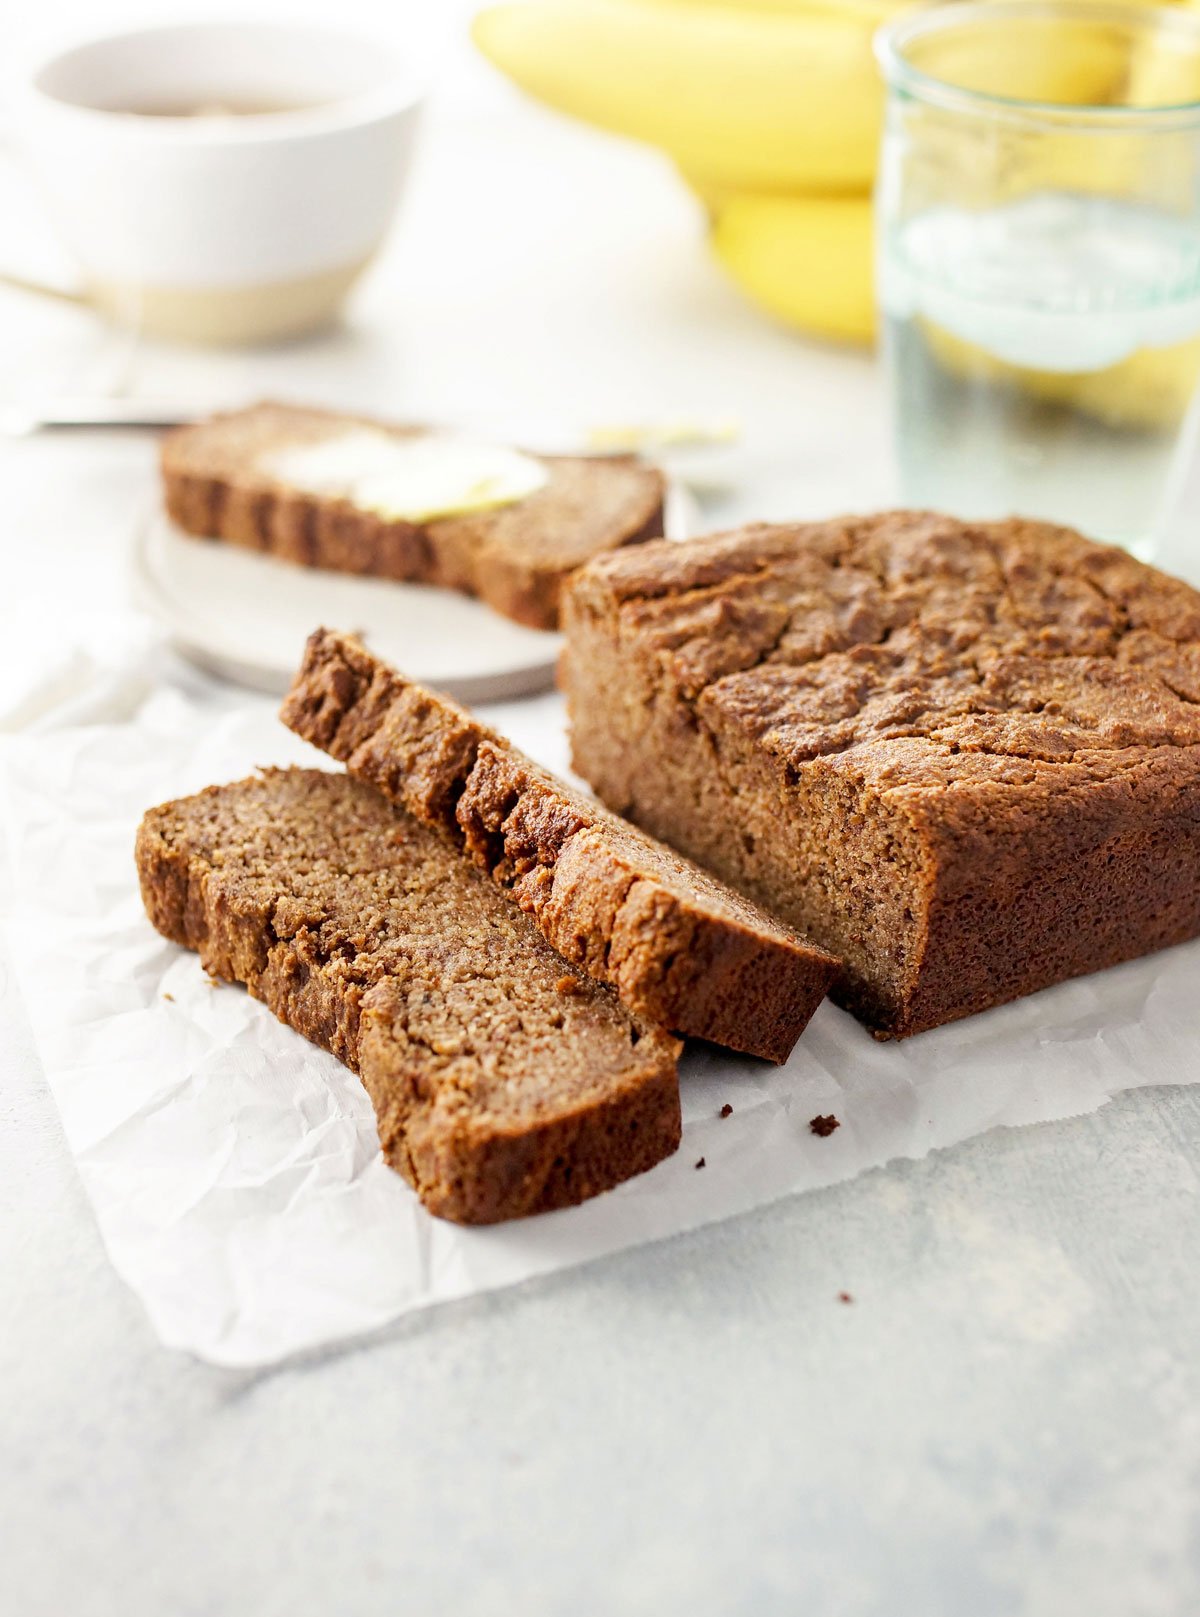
260,429,548,522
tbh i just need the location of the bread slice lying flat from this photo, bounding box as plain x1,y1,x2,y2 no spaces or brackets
136,768,682,1224
160,402,666,629
281,629,838,1062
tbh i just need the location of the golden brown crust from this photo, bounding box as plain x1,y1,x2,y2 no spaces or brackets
281,630,837,1062
560,511,1200,1038
160,402,666,629
135,768,681,1224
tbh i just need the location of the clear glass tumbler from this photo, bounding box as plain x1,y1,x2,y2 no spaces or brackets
875,1,1200,557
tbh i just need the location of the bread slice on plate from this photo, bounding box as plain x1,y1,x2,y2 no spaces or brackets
281,629,838,1063
160,401,666,629
136,768,682,1225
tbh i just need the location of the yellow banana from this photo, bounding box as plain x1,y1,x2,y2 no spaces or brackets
472,0,890,194
473,0,1189,200
921,325,1200,434
898,6,1200,210
709,190,1200,431
899,17,1131,107
641,0,888,11
1127,27,1200,106
474,0,1200,390
710,192,876,345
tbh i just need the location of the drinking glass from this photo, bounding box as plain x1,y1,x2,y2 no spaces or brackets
875,1,1200,557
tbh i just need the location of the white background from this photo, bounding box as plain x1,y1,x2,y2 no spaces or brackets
2,2,1199,1615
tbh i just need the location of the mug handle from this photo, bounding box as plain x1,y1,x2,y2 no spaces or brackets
0,266,85,306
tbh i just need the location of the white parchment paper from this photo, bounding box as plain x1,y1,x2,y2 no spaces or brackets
3,650,1197,1367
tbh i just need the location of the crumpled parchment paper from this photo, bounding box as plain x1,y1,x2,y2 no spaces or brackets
2,650,1196,1367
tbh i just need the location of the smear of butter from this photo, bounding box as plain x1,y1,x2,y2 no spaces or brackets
260,429,548,522
585,418,740,454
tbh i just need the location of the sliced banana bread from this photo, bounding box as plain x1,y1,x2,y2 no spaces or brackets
160,401,666,629
136,768,681,1224
281,629,837,1063
560,512,1200,1039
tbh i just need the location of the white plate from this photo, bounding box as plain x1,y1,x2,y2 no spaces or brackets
132,479,698,701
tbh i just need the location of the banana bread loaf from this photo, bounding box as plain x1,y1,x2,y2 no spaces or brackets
136,768,681,1223
161,402,666,629
560,511,1200,1038
281,630,837,1062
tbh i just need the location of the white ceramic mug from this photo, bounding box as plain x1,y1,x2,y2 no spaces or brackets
8,22,425,344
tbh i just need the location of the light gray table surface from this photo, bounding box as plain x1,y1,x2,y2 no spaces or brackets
6,989,1200,1617
4,10,1200,1608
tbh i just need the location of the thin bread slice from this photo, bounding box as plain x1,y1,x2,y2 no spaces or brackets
160,401,666,629
136,768,682,1225
281,630,838,1062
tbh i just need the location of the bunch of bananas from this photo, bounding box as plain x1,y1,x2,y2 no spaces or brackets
473,0,887,343
474,0,1200,364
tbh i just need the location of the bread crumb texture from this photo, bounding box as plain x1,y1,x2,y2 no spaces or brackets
281,629,837,1061
136,768,682,1224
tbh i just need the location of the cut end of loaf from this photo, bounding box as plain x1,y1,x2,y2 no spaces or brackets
281,628,837,1061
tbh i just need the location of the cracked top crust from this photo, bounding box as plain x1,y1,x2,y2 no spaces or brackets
569,512,1200,796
